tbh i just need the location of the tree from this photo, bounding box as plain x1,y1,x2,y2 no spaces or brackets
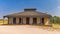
52,16,60,24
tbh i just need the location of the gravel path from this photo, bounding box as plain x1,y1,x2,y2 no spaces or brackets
0,25,60,34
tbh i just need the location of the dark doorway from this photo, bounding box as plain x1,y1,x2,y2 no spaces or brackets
41,18,44,25
26,17,29,24
19,18,21,24
13,17,16,24
33,18,37,24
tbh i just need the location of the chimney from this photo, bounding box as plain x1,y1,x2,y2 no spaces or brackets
24,8,36,11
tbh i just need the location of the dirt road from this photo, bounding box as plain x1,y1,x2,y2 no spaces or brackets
0,25,60,34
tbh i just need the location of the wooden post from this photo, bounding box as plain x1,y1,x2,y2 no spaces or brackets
3,17,5,25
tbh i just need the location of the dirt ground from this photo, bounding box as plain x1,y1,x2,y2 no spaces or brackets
0,25,60,34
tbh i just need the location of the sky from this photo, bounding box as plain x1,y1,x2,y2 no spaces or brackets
0,0,59,19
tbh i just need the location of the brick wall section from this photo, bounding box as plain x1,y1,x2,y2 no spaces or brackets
23,16,26,24
9,17,13,24
44,17,50,25
16,17,19,24
29,17,33,24
37,17,40,24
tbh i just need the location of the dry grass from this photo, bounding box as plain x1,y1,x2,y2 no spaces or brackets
0,20,8,24
52,24,60,29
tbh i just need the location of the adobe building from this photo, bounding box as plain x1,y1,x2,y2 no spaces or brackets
3,8,52,25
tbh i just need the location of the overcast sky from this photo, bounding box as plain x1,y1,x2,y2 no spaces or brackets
0,0,59,19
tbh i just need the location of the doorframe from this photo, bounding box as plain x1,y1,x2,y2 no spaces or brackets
13,17,16,24
41,17,44,25
33,17,37,24
26,17,30,24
